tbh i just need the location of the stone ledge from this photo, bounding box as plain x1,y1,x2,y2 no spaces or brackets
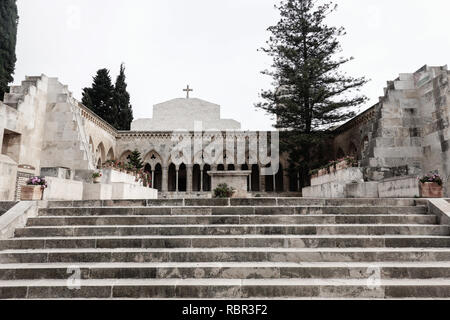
0,201,38,239
428,199,450,225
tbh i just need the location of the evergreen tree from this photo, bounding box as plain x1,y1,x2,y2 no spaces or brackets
256,0,368,186
127,149,144,170
82,69,116,127
0,0,18,101
114,63,134,130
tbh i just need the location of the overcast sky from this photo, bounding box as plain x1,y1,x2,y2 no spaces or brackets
13,0,450,130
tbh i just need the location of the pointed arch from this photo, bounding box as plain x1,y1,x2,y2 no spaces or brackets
106,147,115,161
119,150,132,163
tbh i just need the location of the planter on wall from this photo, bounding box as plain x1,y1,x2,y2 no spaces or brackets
420,182,443,198
93,177,101,184
20,185,44,200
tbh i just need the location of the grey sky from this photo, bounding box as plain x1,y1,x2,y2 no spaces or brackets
14,0,450,130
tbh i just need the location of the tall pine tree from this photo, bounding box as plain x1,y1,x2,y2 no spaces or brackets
82,69,116,128
114,63,133,130
256,0,368,186
0,0,18,101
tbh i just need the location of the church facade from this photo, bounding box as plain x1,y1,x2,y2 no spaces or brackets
1,64,450,200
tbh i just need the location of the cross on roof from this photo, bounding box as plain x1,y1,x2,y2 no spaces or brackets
183,85,193,99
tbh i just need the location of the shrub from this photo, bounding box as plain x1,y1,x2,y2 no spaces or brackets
213,183,235,198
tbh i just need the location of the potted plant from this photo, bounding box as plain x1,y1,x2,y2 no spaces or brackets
213,183,235,198
21,176,48,200
419,172,443,198
92,171,102,184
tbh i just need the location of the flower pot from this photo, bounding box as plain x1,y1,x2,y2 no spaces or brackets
21,185,44,200
420,182,443,198
93,176,101,184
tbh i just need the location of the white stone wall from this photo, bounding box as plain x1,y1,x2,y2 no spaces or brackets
131,98,241,131
0,155,17,201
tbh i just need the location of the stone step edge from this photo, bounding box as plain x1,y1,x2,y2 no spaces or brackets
33,214,434,218
4,234,450,240
20,224,444,229
3,261,450,269
1,278,450,287
2,247,450,253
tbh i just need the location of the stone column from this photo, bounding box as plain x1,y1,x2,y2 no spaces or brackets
162,166,168,192
175,169,179,192
187,165,193,192
248,174,252,192
259,172,265,192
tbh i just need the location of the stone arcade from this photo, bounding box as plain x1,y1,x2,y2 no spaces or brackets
1,64,450,201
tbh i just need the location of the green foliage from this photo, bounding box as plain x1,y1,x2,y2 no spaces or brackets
213,184,235,198
114,63,134,130
127,149,144,171
82,69,116,126
82,64,134,130
256,0,368,187
0,0,18,101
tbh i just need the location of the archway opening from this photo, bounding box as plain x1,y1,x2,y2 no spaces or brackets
178,163,187,192
242,164,249,191
193,164,201,192
168,163,177,192
154,164,163,191
275,164,284,192
264,165,274,192
203,164,212,191
251,164,260,192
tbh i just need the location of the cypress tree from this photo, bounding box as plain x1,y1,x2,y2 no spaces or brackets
0,0,18,101
256,0,368,186
82,69,116,127
114,63,133,130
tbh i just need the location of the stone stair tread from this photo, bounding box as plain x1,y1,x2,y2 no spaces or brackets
20,223,442,228
3,247,450,254
1,278,450,287
4,234,450,240
2,261,450,269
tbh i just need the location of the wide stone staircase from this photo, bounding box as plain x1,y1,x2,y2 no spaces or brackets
0,198,450,299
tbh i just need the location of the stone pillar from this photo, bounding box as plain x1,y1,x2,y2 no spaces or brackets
175,169,179,192
162,166,168,192
259,172,265,193
151,171,155,189
200,170,204,192
187,165,193,192
248,174,252,192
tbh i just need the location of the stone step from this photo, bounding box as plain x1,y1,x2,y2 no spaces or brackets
26,214,438,227
2,235,450,250
1,278,450,299
38,206,428,217
14,224,449,238
2,262,450,281
2,248,450,264
44,198,420,208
